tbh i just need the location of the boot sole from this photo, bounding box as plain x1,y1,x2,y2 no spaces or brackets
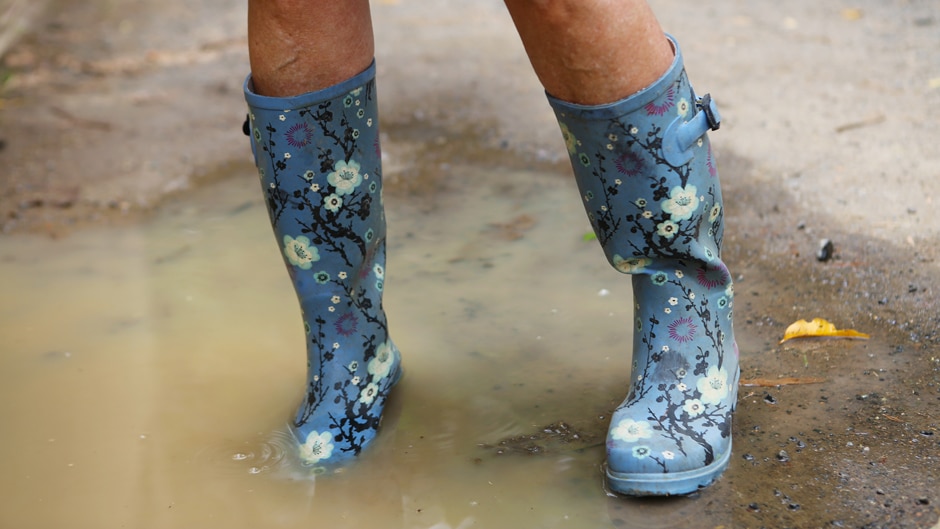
605,445,732,497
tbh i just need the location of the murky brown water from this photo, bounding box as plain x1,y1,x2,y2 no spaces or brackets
0,165,744,528
4,161,940,528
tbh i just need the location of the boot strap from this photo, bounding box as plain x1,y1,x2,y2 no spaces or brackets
662,94,721,167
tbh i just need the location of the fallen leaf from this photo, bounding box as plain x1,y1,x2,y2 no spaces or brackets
841,8,863,21
780,318,870,343
740,377,826,387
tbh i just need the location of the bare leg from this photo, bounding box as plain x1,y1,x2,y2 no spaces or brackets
247,0,375,97
503,0,673,105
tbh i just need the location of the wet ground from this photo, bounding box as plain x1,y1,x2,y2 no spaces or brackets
1,0,939,528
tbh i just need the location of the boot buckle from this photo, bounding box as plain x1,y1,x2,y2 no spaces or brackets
662,94,721,167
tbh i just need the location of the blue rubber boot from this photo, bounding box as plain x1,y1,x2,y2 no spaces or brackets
244,62,401,469
548,37,739,496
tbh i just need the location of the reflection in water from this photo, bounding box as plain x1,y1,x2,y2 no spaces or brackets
0,165,733,528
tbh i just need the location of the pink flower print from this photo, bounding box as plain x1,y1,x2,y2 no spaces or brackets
334,311,358,337
644,86,675,116
285,122,314,148
707,146,717,177
668,316,698,343
696,263,729,290
614,150,645,176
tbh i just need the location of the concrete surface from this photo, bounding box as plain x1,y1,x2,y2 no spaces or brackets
1,0,938,527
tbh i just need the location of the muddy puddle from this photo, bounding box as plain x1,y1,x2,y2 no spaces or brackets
0,160,937,528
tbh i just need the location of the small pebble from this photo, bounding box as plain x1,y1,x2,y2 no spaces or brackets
817,239,834,261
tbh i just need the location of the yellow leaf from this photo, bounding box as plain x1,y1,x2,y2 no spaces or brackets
780,318,870,343
841,8,863,21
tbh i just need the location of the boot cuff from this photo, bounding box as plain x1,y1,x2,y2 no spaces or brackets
547,34,683,120
244,60,376,110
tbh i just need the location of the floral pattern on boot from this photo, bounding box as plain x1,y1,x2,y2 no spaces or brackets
245,62,401,468
549,37,739,495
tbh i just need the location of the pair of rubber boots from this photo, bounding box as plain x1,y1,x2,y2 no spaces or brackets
244,36,738,496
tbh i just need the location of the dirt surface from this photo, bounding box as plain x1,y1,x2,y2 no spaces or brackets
1,0,938,527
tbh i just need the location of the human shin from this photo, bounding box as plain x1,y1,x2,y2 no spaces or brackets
549,36,739,496
244,62,401,469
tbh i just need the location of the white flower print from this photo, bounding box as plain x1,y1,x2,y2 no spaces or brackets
683,398,705,417
347,360,359,372
612,255,652,274
327,159,364,196
283,235,319,270
662,450,675,460
642,210,654,219
279,114,286,121
635,198,647,208
675,270,684,279
303,170,315,180
559,122,578,155
310,183,320,192
373,264,384,279
324,193,343,213
668,297,679,306
677,98,690,117
709,204,722,223
661,185,700,221
368,340,395,379
632,446,652,459
284,152,291,159
697,365,730,405
351,375,361,385
630,126,639,135
657,220,679,239
610,418,654,443
338,271,348,280
299,430,334,464
677,383,688,392
359,382,379,405
331,295,341,304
